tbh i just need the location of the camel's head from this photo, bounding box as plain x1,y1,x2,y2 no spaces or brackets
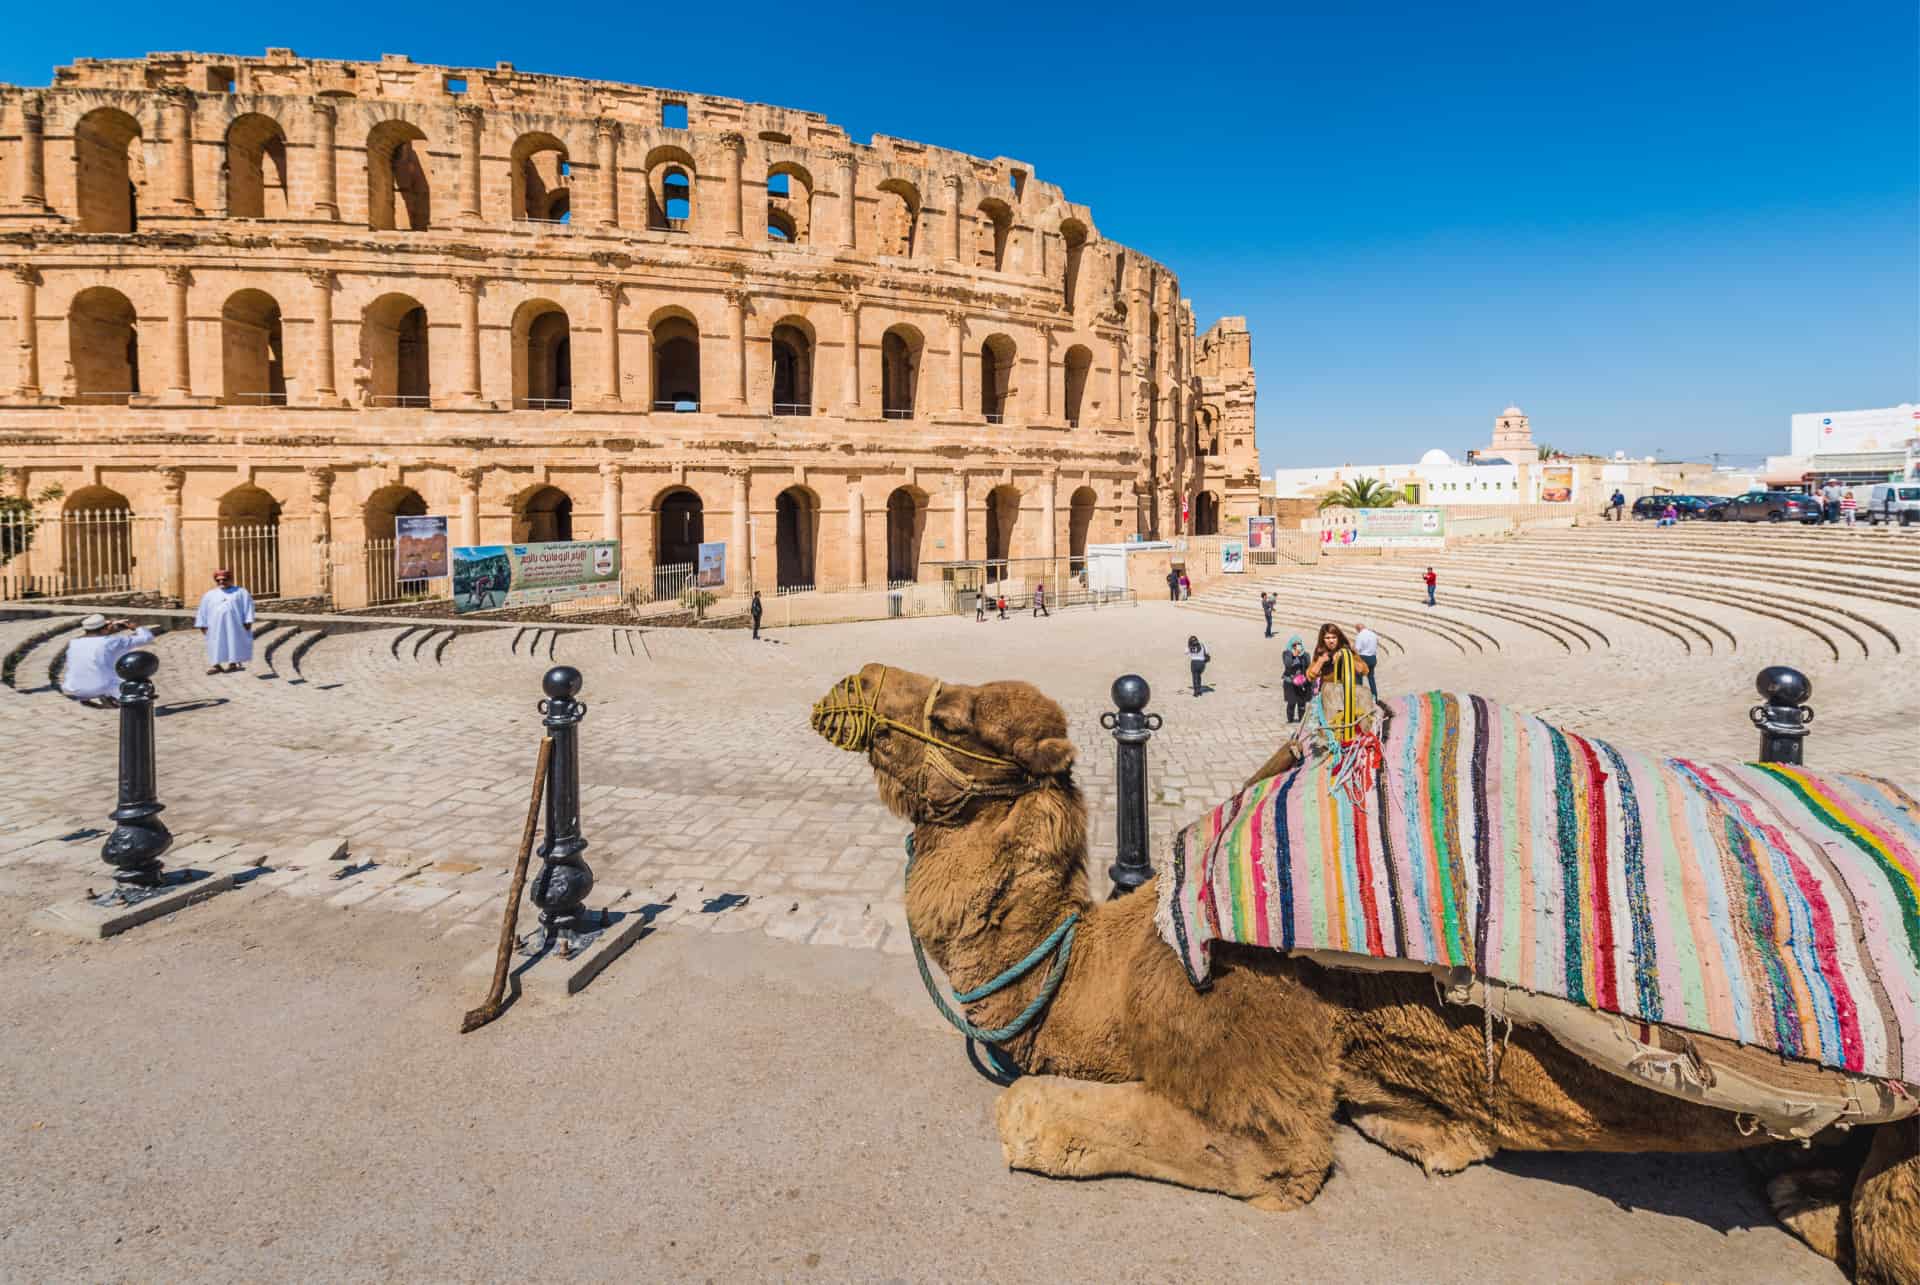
812,664,1076,824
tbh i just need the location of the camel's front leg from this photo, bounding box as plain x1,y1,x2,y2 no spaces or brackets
994,1075,1332,1210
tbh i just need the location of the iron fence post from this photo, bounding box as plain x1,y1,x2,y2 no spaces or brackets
1751,665,1813,764
1102,674,1161,897
102,649,171,888
530,665,595,943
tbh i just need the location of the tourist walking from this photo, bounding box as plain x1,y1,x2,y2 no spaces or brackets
1609,489,1626,521
1353,622,1380,698
1260,592,1275,638
975,591,987,622
195,569,256,675
1281,635,1311,723
1422,566,1437,607
750,590,763,640
1178,571,1191,600
1186,634,1210,697
996,593,1008,620
1032,582,1049,617
61,614,155,709
1842,489,1858,528
1822,478,1842,525
1165,569,1181,602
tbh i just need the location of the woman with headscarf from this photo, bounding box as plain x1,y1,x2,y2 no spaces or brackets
1281,634,1311,723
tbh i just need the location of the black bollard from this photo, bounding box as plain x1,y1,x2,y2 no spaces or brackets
1101,674,1162,897
100,649,172,896
1750,666,1814,764
528,665,596,952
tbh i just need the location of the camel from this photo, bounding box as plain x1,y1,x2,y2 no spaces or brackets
811,663,1920,1281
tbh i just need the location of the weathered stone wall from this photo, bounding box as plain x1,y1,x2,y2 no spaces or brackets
0,49,1258,600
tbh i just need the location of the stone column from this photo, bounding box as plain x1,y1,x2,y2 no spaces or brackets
1027,225,1046,281
595,119,621,228
309,99,338,219
596,280,621,404
724,287,748,410
456,275,483,401
158,467,185,604
1038,324,1056,421
1110,335,1126,429
719,133,745,241
845,477,866,586
838,294,860,415
307,466,335,597
7,466,31,581
832,151,856,250
599,461,623,541
16,95,45,211
729,466,751,591
634,325,654,411
455,466,482,546
306,269,336,402
1041,473,1058,560
456,104,483,221
946,310,966,414
163,88,195,211
11,266,40,397
164,266,192,396
949,472,968,561
943,175,964,263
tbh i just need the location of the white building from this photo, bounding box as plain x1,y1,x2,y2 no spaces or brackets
1769,405,1920,485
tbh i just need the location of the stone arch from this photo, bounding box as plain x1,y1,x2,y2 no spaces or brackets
975,198,1013,271
513,484,575,543
766,162,812,243
978,333,1016,422
367,119,432,231
74,107,142,233
874,179,919,257
1060,219,1088,310
1062,344,1093,426
984,483,1020,568
884,485,927,584
649,307,701,410
60,484,134,591
226,113,289,218
880,324,922,419
362,293,430,405
774,485,819,589
1197,404,1221,456
1068,485,1097,573
510,131,570,222
645,144,696,229
363,484,427,541
220,288,286,405
511,299,572,408
770,317,813,415
653,485,704,567
1192,489,1220,536
216,483,283,596
68,286,139,402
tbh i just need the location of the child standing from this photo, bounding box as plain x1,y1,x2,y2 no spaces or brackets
1187,634,1210,696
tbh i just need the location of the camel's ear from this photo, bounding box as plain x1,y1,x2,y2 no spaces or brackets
1009,734,1075,777
927,684,976,737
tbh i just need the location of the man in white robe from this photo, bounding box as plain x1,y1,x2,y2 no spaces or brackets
61,613,156,707
194,569,256,674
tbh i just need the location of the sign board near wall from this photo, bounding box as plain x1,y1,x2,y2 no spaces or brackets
1220,541,1246,573
1325,507,1446,549
695,541,726,588
451,540,621,614
1539,464,1575,503
1248,516,1276,550
394,515,450,580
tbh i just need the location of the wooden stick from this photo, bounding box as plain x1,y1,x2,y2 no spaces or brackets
459,736,553,1034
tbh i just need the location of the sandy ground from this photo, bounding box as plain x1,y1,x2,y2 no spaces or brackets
0,888,1842,1284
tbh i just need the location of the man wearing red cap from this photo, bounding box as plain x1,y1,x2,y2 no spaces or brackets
194,569,256,675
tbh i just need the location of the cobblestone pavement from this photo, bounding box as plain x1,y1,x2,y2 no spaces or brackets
2,521,1917,957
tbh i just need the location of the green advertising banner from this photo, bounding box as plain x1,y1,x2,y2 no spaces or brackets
450,540,621,613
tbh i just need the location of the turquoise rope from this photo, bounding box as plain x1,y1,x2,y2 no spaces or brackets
904,834,1078,1049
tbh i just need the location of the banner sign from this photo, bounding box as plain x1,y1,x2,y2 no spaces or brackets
1248,516,1276,551
1220,540,1246,573
451,540,621,614
1539,464,1575,504
1324,507,1446,549
696,541,727,588
395,515,450,580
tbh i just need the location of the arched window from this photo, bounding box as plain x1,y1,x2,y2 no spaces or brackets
515,485,574,543
367,121,432,231
975,199,1013,271
875,180,919,257
362,293,430,406
885,486,926,584
60,485,134,593
74,108,143,233
766,164,812,243
775,486,819,590
363,485,428,603
511,133,570,222
220,289,286,405
1068,485,1097,573
646,146,697,231
1062,345,1092,427
881,326,921,419
226,114,289,219
984,484,1020,568
67,287,138,404
512,301,572,409
1192,490,1220,535
1060,220,1088,311
771,321,812,416
655,487,704,567
217,484,283,597
651,312,700,411
978,334,1015,423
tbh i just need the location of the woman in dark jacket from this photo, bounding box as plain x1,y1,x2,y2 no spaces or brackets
1281,634,1311,723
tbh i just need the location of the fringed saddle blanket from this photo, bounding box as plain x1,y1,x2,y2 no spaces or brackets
1154,692,1920,1085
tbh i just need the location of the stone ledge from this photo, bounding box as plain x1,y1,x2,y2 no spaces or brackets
31,868,236,940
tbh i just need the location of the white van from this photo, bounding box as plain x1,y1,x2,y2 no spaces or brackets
1864,483,1920,527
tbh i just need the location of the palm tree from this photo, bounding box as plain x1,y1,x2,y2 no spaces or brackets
1318,476,1400,510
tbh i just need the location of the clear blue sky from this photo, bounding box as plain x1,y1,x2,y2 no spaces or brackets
5,0,1914,467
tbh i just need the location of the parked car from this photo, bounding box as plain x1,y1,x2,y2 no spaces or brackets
1865,483,1920,527
1714,491,1821,523
1632,495,1727,520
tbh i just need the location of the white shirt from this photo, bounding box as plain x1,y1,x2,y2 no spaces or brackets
1354,627,1379,659
61,628,155,699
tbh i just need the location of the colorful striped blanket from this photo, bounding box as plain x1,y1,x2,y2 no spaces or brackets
1154,693,1920,1085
